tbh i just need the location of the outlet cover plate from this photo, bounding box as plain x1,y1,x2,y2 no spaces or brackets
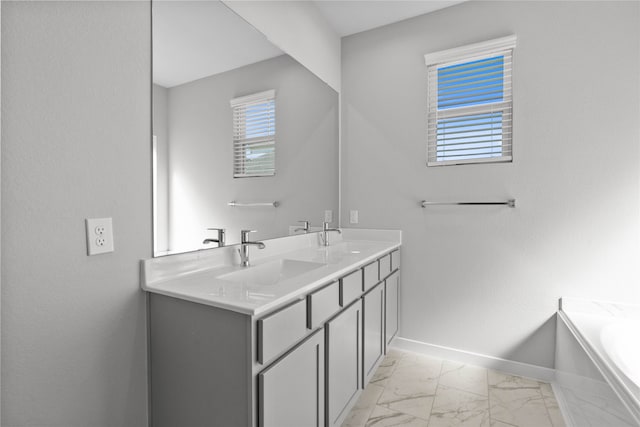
350,210,359,224
86,218,114,255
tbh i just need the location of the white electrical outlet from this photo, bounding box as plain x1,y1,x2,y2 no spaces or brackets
324,210,333,223
86,218,114,255
350,210,359,224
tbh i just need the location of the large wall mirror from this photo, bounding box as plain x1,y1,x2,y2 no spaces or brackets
152,0,339,256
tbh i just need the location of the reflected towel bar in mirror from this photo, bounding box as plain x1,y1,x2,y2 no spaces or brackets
420,199,516,208
228,201,280,207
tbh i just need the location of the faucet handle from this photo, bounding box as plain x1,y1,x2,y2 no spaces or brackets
298,220,310,230
207,228,226,246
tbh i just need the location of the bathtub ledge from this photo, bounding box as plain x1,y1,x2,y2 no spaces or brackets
559,297,640,424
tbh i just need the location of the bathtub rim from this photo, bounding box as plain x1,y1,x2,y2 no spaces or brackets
558,300,640,425
600,320,640,387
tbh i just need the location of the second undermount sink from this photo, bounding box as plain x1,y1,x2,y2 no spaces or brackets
325,241,377,254
218,259,326,286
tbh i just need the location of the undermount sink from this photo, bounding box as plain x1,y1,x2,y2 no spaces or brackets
325,241,377,254
218,259,325,286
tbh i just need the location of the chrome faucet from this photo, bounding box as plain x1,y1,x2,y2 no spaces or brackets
239,229,265,267
203,228,226,247
321,221,341,246
294,220,310,233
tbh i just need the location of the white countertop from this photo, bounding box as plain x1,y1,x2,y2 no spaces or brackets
141,229,401,316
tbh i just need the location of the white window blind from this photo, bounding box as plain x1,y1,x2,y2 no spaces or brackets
425,36,516,166
230,90,276,177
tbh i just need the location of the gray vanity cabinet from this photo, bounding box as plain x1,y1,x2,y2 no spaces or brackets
258,329,325,427
362,281,385,385
147,248,400,427
326,299,362,427
149,294,253,427
385,271,399,348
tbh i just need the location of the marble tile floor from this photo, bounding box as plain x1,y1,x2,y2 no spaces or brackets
343,349,566,427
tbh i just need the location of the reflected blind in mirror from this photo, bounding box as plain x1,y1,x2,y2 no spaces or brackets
231,90,276,177
425,36,516,166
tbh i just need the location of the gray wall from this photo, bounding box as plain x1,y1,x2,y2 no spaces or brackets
222,0,341,92
1,2,150,426
341,1,640,368
159,54,339,252
2,3,638,426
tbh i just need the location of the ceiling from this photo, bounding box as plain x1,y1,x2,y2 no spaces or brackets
314,0,465,37
153,1,284,88
153,0,464,88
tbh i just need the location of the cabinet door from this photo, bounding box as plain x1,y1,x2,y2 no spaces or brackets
326,300,362,427
363,282,384,385
258,329,324,427
385,271,399,349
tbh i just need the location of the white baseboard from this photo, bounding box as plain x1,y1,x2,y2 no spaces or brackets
392,336,556,383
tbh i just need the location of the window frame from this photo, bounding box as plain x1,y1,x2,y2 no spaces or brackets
425,35,516,167
230,89,276,178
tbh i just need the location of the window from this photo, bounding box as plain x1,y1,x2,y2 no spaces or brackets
230,90,276,177
425,36,516,166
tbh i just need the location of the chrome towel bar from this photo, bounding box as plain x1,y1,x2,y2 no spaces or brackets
228,201,280,207
420,199,516,208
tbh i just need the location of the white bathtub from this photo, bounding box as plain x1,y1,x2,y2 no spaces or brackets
557,298,640,426
601,321,640,388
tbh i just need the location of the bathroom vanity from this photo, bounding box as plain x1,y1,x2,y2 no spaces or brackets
141,229,401,427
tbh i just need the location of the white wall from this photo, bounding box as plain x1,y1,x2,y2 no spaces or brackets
160,55,339,251
222,0,341,92
341,1,640,368
1,2,150,425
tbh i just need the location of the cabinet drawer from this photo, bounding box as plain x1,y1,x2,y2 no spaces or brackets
257,299,307,364
379,254,391,279
391,250,400,271
363,261,379,292
307,281,340,329
340,269,362,307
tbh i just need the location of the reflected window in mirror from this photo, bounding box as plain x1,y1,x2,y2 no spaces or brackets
231,90,276,178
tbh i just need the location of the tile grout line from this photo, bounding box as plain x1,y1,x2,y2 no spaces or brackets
373,351,442,426
367,351,407,425
424,355,447,425
362,384,385,427
539,383,556,427
487,367,494,425
363,350,565,427
435,361,491,399
425,358,445,424
362,385,385,426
